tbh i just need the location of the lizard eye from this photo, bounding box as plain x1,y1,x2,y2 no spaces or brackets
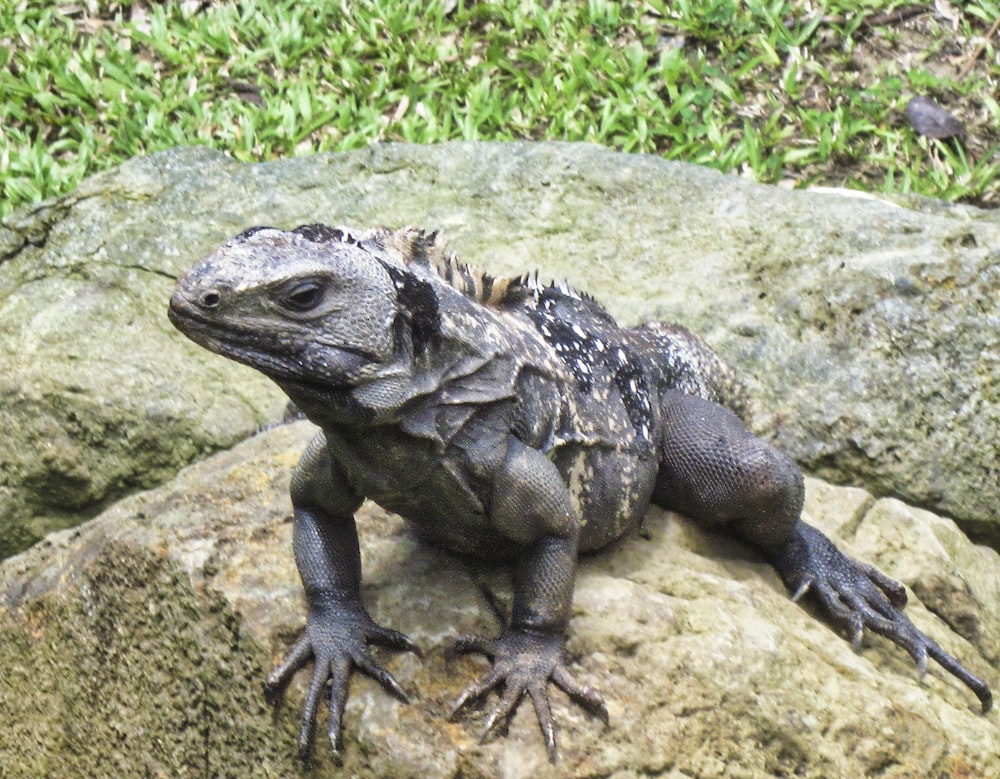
283,281,324,311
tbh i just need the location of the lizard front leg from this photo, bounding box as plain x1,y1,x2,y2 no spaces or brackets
653,389,993,714
264,432,420,762
449,439,608,761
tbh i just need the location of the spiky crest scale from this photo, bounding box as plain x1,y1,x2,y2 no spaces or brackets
279,223,597,313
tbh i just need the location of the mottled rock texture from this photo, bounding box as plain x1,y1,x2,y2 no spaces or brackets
1,422,996,778
2,142,998,558
1,142,997,776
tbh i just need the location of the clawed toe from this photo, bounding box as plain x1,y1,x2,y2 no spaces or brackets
447,633,499,661
772,522,993,714
447,628,606,760
552,664,609,724
267,608,420,763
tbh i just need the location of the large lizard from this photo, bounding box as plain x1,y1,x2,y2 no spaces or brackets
168,224,992,762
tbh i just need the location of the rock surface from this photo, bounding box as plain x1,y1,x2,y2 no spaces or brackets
1,421,997,778
2,141,999,558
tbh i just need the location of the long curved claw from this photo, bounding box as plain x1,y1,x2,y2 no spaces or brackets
325,655,353,763
855,559,907,608
481,682,525,742
551,664,609,725
771,522,993,713
790,575,813,603
354,650,410,703
449,664,505,721
928,642,993,713
447,633,499,661
369,622,424,657
528,683,558,762
265,632,313,703
448,628,605,761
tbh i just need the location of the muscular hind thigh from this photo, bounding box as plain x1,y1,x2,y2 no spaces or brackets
653,389,804,549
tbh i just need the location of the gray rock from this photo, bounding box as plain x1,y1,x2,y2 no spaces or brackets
1,421,996,777
2,141,998,556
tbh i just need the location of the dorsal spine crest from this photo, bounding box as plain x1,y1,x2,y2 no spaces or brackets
262,223,599,313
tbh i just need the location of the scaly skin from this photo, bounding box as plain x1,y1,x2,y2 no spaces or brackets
168,224,992,762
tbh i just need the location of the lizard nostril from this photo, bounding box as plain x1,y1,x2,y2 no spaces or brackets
200,290,221,309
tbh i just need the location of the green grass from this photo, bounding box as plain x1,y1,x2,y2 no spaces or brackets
1,0,998,221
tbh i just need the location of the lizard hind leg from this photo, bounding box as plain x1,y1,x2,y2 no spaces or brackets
651,388,993,714
651,388,805,546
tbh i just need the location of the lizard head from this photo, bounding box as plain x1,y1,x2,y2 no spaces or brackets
168,224,439,388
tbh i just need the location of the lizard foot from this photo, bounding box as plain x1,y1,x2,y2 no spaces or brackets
447,628,608,762
771,522,992,713
264,606,420,763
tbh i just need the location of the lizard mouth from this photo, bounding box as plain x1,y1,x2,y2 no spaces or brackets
168,295,288,374
167,291,208,329
167,290,377,385
167,291,240,353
